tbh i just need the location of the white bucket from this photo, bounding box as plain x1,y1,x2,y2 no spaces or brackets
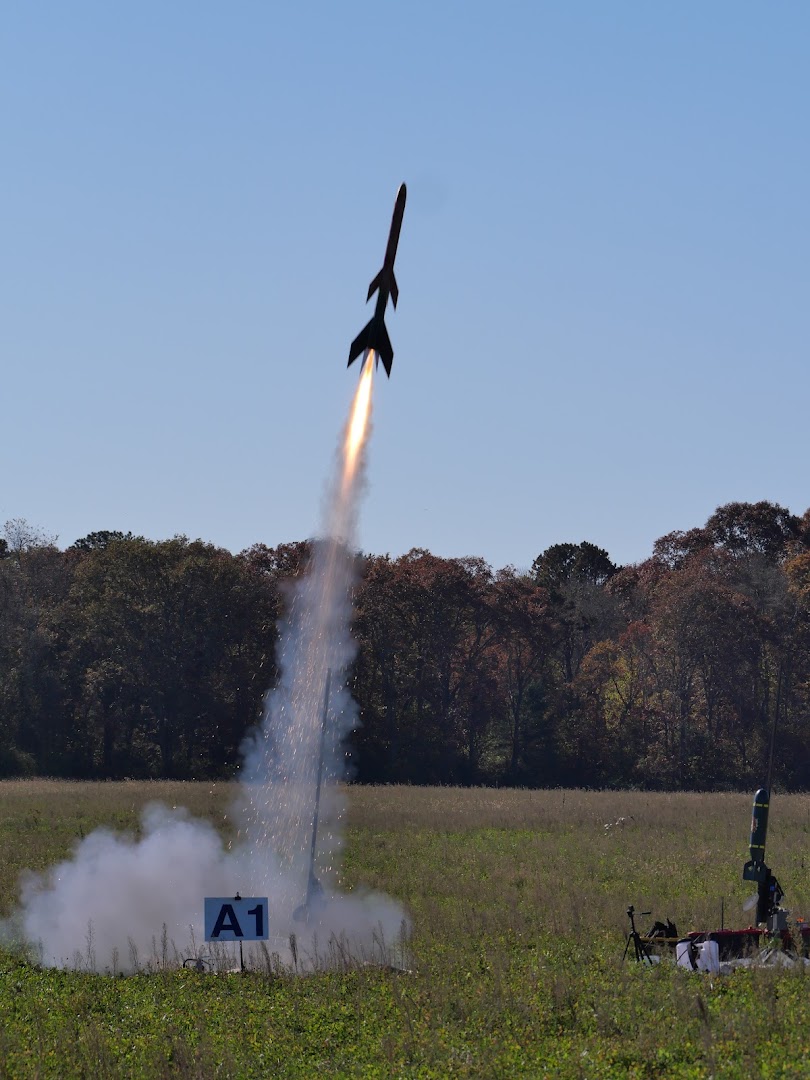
697,939,720,974
676,939,696,969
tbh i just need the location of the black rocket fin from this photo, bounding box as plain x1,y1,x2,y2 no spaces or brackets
366,269,384,302
348,320,373,367
389,271,399,309
377,322,393,377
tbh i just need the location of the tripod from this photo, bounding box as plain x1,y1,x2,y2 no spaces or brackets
623,905,654,964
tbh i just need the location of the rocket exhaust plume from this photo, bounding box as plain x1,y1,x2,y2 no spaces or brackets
1,345,406,973
237,347,376,902
345,351,375,482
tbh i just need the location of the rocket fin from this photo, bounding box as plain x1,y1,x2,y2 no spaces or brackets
366,269,384,302
377,321,393,377
348,319,374,367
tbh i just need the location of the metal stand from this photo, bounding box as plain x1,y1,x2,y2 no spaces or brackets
306,669,331,902
293,670,331,923
623,905,654,964
235,891,245,972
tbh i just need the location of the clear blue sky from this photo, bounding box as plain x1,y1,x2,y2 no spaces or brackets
2,2,808,571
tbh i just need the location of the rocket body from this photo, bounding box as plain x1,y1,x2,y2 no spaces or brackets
347,184,407,377
743,787,770,883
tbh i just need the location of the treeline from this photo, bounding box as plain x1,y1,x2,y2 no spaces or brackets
2,501,810,789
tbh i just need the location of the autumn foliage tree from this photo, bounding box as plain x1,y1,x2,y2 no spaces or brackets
0,503,809,788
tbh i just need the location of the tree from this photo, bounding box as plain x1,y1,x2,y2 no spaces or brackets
489,569,550,781
353,550,500,783
238,541,312,582
70,530,141,551
531,542,620,683
3,518,57,557
531,541,617,590
704,501,802,562
58,537,278,777
0,545,74,774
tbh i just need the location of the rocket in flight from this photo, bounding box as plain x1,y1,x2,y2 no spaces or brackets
347,183,406,377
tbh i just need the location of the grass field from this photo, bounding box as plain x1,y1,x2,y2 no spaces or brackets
3,782,810,1077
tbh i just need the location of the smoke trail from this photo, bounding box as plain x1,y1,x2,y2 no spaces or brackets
3,353,407,972
236,353,376,911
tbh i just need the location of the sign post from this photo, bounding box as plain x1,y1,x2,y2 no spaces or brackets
205,895,269,971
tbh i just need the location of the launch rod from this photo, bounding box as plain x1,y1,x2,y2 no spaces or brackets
306,669,331,903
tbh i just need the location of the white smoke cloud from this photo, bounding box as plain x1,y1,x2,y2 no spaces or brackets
3,361,408,973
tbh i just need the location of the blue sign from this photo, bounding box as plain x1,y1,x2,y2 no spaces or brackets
204,897,269,941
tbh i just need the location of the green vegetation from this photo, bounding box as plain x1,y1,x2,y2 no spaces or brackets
3,782,810,1076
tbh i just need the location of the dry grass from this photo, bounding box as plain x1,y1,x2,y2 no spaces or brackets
6,780,810,934
345,784,810,934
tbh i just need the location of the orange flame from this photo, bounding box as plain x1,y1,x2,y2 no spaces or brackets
343,350,374,479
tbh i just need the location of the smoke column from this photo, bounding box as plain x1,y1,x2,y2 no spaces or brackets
3,352,406,972
237,352,376,912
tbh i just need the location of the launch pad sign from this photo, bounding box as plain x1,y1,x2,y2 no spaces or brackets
204,897,269,941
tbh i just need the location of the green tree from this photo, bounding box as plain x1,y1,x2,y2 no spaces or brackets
58,538,278,777
490,569,550,781
70,530,141,551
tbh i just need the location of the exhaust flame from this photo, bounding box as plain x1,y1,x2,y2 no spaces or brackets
344,350,374,482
